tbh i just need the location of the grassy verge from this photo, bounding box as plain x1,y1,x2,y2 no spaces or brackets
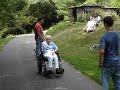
47,21,120,89
46,21,84,35
0,36,14,50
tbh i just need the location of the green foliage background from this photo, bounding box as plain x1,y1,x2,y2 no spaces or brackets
0,0,120,38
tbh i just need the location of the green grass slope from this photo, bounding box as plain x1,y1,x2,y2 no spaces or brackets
47,21,120,89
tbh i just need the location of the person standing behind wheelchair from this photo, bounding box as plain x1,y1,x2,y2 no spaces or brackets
34,18,44,68
42,35,60,74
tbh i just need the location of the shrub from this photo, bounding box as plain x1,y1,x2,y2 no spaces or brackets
58,14,64,21
78,9,119,22
1,28,10,38
27,1,58,29
78,16,86,22
13,27,25,35
1,27,25,38
93,9,119,21
21,24,33,34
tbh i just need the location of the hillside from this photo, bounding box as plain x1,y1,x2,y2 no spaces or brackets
47,20,120,90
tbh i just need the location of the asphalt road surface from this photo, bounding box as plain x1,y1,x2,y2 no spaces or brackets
0,34,102,90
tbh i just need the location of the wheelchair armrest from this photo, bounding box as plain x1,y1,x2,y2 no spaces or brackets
55,50,61,61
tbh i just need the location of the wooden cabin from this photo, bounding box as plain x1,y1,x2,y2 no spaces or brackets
69,5,119,21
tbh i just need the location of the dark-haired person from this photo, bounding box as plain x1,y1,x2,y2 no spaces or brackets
99,16,120,90
34,18,44,60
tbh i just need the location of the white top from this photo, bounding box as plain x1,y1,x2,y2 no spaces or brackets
86,20,96,31
94,16,101,24
42,41,58,55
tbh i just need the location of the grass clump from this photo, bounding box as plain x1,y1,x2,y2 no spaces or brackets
0,36,14,50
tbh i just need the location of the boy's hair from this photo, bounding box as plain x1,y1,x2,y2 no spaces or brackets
103,16,114,26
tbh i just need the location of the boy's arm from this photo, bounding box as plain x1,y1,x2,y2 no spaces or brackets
99,49,105,67
99,37,106,67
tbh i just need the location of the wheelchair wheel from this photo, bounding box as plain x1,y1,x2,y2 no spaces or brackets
38,61,42,74
38,67,42,74
58,68,64,74
62,68,64,73
60,68,64,74
43,71,49,76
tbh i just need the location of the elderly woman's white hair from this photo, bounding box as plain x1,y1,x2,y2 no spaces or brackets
45,35,52,40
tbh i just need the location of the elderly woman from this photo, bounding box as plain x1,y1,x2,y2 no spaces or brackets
42,35,60,74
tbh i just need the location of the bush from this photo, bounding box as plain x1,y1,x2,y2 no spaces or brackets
78,9,119,23
27,1,58,29
21,24,33,34
1,27,25,38
78,16,86,22
13,27,25,35
93,9,119,21
58,14,64,21
1,28,9,38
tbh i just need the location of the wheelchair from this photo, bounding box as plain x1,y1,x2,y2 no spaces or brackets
38,51,64,76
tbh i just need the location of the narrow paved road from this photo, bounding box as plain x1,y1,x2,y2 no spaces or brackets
0,35,101,90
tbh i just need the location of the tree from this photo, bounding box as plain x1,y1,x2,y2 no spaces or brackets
83,0,120,7
82,0,97,5
74,0,86,4
27,0,58,28
15,0,27,11
0,0,27,30
0,0,15,29
108,0,120,7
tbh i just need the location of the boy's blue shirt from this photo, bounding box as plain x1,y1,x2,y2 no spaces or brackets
99,31,120,67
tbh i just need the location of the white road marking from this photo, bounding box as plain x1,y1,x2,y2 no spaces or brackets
25,41,34,43
75,71,81,74
55,87,68,90
45,87,68,90
16,34,34,37
16,30,47,37
0,75,15,78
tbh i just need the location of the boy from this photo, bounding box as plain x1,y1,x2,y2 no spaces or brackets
99,16,120,90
